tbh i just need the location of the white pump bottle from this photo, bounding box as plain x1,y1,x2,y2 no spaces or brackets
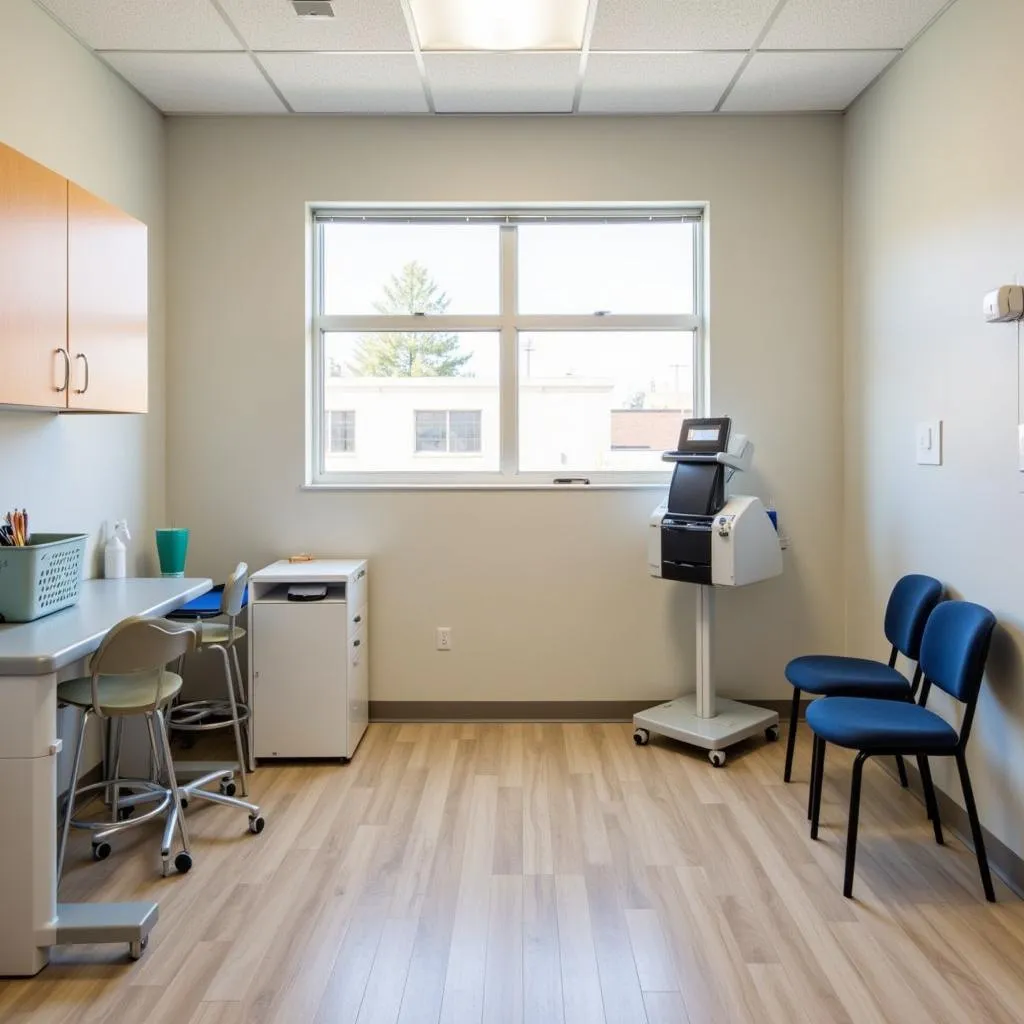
104,520,131,579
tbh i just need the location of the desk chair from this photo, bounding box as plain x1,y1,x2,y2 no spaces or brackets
58,616,198,880
807,600,997,901
167,564,264,834
783,574,943,786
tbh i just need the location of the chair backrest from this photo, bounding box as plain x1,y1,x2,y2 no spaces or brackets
90,615,199,714
883,574,944,660
919,600,996,723
220,562,248,618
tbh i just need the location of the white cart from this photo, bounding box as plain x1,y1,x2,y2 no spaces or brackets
248,559,368,762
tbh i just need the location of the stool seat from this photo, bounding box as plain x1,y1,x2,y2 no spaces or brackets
785,655,910,698
806,696,959,754
198,622,246,645
58,671,183,715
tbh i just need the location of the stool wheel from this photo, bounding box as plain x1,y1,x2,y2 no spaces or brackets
174,851,193,874
92,841,112,862
118,806,135,821
249,814,265,835
219,778,237,797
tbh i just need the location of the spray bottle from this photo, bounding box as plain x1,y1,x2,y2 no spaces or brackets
104,520,131,579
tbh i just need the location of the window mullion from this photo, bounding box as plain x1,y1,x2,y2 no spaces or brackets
499,225,518,478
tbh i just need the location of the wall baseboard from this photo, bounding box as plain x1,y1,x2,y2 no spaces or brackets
878,760,1024,901
368,698,804,724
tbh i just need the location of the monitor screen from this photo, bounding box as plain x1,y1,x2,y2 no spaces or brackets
687,427,721,443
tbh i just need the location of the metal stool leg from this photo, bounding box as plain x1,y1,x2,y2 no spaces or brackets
155,707,192,875
784,687,801,783
57,709,90,882
221,646,249,797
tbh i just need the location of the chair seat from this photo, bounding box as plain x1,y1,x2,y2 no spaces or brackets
58,671,184,715
785,655,911,698
199,622,246,645
806,697,959,753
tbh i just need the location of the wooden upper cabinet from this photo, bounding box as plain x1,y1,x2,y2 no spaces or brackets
0,143,69,409
68,182,148,413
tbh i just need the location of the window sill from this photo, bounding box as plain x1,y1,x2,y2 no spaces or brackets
302,481,669,492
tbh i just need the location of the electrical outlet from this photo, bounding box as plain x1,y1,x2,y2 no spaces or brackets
436,627,452,651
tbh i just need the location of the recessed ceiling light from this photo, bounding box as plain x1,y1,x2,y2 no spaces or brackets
409,0,589,51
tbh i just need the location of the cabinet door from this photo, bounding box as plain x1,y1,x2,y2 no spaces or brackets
252,601,349,759
0,143,68,409
67,183,148,413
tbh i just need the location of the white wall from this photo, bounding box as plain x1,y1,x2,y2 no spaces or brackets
167,114,843,704
845,0,1024,856
0,0,166,578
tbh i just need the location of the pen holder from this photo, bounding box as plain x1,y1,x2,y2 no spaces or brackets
155,528,189,578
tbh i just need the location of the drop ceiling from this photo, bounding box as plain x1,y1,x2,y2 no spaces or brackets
33,0,955,116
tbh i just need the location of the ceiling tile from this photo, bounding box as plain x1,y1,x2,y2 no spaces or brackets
424,53,579,114
35,0,241,50
216,0,412,51
101,52,287,113
580,52,744,113
763,0,951,50
260,53,427,113
722,50,898,111
591,0,779,51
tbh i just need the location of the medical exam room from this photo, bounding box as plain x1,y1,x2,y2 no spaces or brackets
0,0,1022,1020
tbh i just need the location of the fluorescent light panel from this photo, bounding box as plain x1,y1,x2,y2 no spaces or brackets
409,0,589,51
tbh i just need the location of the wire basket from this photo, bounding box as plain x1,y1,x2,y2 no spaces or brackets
0,533,88,623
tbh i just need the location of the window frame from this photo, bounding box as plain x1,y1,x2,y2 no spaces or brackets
308,205,706,489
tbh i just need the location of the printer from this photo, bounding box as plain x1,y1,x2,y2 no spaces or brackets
648,416,781,587
635,416,783,767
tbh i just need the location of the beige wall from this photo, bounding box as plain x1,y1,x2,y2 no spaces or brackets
0,0,166,578
167,114,843,704
845,0,1024,855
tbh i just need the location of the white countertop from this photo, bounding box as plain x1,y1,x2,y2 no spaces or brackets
0,577,212,676
249,559,366,583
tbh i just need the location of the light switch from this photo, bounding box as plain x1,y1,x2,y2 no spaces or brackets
916,420,942,465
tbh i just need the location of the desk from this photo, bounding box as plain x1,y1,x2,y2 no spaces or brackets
0,576,211,976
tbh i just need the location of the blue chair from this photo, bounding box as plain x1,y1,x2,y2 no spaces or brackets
783,574,943,785
806,600,997,902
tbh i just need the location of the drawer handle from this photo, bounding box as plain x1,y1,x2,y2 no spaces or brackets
353,638,361,647
353,614,362,624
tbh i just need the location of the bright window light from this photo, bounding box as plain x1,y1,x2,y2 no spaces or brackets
409,0,589,51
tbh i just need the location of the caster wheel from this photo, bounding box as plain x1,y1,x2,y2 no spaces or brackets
633,728,650,746
174,851,193,874
118,806,135,821
219,779,237,797
92,841,112,862
129,936,148,961
178,797,189,810
708,750,727,768
765,725,780,742
248,815,266,835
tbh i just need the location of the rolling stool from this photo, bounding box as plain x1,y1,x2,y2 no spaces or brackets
58,616,198,880
167,563,264,835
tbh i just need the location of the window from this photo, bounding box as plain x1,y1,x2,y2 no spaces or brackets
415,410,482,454
327,410,355,454
311,208,704,486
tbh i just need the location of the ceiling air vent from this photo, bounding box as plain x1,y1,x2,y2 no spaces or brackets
291,0,335,17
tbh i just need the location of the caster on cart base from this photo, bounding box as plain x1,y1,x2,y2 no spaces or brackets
708,750,727,768
765,725,780,742
633,728,650,746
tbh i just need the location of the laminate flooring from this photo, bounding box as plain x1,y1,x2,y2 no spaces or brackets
2,723,1023,1024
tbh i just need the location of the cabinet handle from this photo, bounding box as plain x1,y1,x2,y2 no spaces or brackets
55,349,70,393
73,353,90,395
353,638,361,647
353,615,362,624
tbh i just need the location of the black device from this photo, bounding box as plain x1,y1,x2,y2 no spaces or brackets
658,417,733,585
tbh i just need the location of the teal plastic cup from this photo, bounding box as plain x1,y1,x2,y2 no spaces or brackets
155,528,189,578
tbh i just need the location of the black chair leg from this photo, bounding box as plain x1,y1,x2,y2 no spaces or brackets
895,755,909,788
844,752,869,898
956,751,996,902
810,735,826,840
784,688,801,783
917,754,943,844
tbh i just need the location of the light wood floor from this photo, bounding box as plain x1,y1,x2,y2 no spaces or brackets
2,723,1023,1024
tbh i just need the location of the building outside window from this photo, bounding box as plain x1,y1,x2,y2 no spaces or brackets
327,410,355,454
